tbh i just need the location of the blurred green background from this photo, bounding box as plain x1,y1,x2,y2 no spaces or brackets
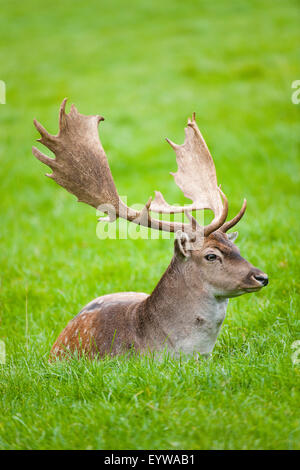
0,0,299,450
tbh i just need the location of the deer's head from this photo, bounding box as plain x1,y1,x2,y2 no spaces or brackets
32,101,268,299
175,230,268,298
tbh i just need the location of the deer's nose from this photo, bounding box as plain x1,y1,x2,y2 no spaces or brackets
253,273,269,286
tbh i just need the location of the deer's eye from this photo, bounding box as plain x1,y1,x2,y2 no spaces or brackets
205,254,217,261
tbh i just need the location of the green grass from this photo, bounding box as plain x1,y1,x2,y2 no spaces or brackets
0,0,299,450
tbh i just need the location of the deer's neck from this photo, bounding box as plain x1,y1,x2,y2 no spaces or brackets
144,256,228,356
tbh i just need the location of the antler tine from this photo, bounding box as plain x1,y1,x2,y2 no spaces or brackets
187,112,196,125
137,197,152,225
204,187,229,237
165,138,179,151
33,119,57,151
32,146,59,176
58,97,68,130
220,199,247,233
185,210,201,232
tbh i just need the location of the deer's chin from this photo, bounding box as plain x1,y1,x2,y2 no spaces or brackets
234,284,264,295
218,285,263,298
244,286,264,293
230,279,267,296
214,289,246,298
224,290,248,298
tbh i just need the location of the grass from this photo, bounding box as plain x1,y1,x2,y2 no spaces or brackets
0,0,299,450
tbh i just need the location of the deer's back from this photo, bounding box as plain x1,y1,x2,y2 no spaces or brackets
50,292,149,360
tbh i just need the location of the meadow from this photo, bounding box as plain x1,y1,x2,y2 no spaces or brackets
0,0,299,449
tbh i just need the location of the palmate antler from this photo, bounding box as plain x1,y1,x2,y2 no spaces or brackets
32,99,245,239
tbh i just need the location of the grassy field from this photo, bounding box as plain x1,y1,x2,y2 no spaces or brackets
0,0,299,450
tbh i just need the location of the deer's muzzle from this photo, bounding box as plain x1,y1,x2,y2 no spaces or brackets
246,268,269,291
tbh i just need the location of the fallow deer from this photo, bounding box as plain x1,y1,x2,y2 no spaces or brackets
32,99,268,360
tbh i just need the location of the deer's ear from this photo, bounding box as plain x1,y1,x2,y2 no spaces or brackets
174,231,191,258
227,231,238,242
